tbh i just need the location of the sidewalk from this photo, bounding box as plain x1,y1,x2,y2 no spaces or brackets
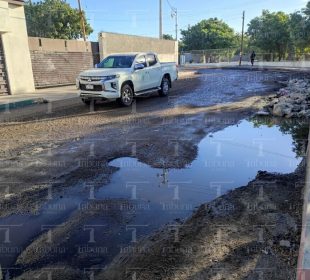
0,69,197,111
182,61,310,71
0,85,78,111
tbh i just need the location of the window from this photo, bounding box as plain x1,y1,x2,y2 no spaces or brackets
136,55,147,67
147,54,157,67
102,57,114,68
98,55,136,68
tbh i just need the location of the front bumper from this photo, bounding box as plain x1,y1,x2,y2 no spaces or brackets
77,78,120,100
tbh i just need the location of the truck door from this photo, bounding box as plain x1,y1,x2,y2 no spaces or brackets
132,55,149,93
146,54,162,89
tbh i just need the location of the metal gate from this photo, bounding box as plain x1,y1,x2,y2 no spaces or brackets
0,36,9,95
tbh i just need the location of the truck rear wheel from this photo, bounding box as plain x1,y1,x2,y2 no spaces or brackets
158,77,170,97
117,84,134,106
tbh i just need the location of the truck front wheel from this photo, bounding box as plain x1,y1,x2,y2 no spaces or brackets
117,84,134,106
82,99,92,105
158,77,170,97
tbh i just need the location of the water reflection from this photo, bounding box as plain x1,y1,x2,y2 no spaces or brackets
157,168,169,187
250,116,309,157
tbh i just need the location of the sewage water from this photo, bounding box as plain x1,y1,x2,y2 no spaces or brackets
0,118,304,272
95,119,301,229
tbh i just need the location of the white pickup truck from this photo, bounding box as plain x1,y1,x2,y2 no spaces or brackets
76,52,178,106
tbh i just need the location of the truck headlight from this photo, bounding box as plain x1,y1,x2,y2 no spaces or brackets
101,75,119,82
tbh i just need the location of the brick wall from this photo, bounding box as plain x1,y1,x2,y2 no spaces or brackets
29,37,100,88
30,51,99,87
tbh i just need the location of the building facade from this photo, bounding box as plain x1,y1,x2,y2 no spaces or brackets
0,0,35,95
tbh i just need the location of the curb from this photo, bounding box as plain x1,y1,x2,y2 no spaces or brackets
297,124,310,280
180,64,310,71
0,98,48,112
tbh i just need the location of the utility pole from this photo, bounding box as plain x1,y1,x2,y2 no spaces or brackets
171,8,178,41
159,0,163,39
239,11,245,66
77,0,87,41
175,9,178,41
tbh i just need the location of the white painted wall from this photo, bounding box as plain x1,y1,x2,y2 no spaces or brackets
0,0,35,95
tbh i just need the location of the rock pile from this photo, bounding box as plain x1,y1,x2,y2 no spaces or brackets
264,79,310,118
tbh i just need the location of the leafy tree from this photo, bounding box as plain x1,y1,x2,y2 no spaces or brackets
289,11,309,54
247,10,291,61
25,0,93,39
303,1,310,17
235,33,251,54
180,18,238,51
294,1,310,52
163,34,174,40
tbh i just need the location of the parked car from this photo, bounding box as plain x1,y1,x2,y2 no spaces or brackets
76,52,178,106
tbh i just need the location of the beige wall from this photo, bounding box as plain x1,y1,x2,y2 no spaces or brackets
99,32,178,63
28,37,100,88
28,37,92,53
0,0,35,94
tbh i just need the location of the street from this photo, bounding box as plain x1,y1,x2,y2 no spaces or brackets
0,68,307,279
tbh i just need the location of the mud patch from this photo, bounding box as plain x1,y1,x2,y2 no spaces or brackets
0,117,305,279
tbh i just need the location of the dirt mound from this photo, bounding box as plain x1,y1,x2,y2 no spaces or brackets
98,164,305,280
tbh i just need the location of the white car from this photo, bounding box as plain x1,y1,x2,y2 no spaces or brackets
76,52,178,106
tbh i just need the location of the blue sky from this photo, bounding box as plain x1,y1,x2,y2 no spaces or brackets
65,0,307,41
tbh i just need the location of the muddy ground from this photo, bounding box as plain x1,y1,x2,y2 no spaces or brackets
0,68,307,279
98,164,306,280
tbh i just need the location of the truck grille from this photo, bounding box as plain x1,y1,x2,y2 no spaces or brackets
80,76,104,82
80,84,103,91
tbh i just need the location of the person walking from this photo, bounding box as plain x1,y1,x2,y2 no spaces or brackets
250,51,256,66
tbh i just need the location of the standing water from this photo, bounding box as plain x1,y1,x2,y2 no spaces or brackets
96,119,301,228
0,118,304,273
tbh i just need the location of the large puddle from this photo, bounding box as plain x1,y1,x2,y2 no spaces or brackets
98,119,301,221
0,117,306,274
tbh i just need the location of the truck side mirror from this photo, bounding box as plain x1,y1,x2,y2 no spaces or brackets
95,63,99,68
134,63,145,71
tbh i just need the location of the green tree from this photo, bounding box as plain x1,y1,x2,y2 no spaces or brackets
180,18,238,51
163,34,174,40
25,0,93,40
289,11,309,54
235,32,251,54
247,10,291,61
303,1,310,17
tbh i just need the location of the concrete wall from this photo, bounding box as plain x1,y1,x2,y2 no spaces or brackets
29,37,100,87
99,32,178,63
0,0,35,95
28,37,93,52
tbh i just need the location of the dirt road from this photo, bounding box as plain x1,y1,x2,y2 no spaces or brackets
0,68,306,279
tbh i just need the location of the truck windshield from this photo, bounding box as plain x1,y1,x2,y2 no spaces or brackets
97,55,136,68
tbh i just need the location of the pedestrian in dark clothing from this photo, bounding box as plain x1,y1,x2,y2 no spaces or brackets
250,51,256,66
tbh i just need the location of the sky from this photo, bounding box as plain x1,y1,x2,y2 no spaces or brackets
64,0,307,41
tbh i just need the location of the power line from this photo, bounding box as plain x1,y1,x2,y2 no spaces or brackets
166,0,174,10
166,0,178,40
